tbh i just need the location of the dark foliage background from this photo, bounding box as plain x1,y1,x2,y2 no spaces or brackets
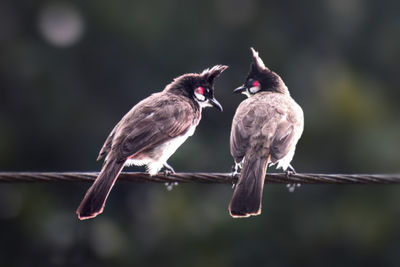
0,0,399,266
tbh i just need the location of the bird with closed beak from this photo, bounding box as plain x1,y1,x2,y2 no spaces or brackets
77,65,228,220
229,48,304,218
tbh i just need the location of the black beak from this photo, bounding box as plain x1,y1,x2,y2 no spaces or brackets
233,85,246,94
208,97,223,112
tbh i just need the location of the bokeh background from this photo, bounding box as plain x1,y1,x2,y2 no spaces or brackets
1,0,400,266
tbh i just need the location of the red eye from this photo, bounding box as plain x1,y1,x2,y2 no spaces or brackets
252,80,260,87
196,86,205,95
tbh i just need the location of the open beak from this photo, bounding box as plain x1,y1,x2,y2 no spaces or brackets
208,97,223,112
233,85,246,94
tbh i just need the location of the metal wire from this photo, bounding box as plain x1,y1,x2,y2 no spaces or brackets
0,172,400,184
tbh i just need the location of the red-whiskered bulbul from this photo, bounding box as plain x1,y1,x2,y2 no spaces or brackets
77,65,228,220
229,48,304,218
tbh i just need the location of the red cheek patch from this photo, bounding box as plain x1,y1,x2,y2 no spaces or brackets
196,86,205,95
252,80,260,87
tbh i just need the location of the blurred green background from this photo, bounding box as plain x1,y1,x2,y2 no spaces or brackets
1,0,400,266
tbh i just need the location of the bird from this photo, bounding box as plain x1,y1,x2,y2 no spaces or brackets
76,65,228,220
229,48,304,218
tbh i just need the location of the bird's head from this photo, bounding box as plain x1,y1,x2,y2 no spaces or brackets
234,47,289,97
165,65,228,111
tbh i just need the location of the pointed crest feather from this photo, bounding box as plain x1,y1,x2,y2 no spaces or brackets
201,65,229,84
250,47,267,70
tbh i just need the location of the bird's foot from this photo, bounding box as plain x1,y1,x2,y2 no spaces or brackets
286,164,296,174
285,164,300,192
160,162,178,191
231,162,242,177
162,162,175,176
230,163,242,189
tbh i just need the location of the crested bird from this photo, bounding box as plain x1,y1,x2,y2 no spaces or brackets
229,48,304,218
77,65,228,220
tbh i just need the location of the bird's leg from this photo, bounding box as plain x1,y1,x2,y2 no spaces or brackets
231,162,242,176
230,162,242,189
162,162,178,191
286,164,296,174
231,164,238,176
285,164,301,192
162,162,175,175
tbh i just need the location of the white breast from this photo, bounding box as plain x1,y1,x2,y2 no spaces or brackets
158,124,196,162
125,124,197,175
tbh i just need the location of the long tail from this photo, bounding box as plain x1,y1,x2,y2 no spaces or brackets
76,158,125,220
229,150,269,218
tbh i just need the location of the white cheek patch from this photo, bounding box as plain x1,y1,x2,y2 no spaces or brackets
249,86,261,94
194,92,206,102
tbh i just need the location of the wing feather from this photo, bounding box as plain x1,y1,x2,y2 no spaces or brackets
107,93,197,161
270,122,295,162
230,103,255,163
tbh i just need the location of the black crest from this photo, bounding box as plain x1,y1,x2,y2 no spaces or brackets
165,65,228,97
250,47,268,73
201,65,229,86
247,47,288,95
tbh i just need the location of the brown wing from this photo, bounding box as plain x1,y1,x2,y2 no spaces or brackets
106,92,198,161
97,121,121,161
230,100,258,164
269,122,295,162
270,96,304,162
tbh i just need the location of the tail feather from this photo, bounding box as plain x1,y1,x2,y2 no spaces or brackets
76,158,125,220
229,152,269,218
